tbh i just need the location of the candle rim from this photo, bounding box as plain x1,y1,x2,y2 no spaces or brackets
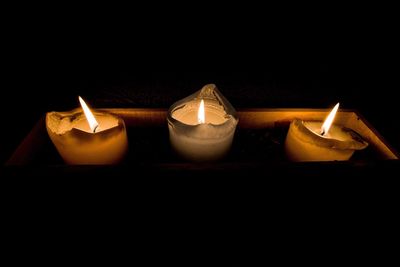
168,99,237,127
46,108,125,136
170,104,231,125
290,119,368,150
167,84,238,126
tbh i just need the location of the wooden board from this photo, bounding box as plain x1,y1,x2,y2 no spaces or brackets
6,108,399,166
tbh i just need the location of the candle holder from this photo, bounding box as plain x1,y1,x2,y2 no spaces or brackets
167,84,239,162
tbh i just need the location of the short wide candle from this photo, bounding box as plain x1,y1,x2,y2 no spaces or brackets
167,84,238,162
46,98,128,164
285,104,368,161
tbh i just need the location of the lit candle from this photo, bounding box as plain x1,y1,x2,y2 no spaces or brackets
285,103,368,161
46,97,128,164
167,84,238,162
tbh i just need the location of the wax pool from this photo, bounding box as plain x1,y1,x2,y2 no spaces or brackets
285,119,368,161
46,108,128,164
167,84,238,162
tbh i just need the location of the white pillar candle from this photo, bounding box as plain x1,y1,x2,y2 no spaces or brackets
167,84,238,162
46,97,128,164
285,103,368,161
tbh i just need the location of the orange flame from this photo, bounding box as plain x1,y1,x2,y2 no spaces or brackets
321,103,339,136
79,96,99,133
198,99,205,124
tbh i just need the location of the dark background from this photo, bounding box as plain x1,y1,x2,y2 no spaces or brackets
1,10,398,257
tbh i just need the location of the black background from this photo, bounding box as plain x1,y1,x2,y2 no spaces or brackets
1,8,399,258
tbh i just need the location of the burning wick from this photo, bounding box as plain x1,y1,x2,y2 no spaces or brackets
320,102,340,136
78,96,100,133
93,125,99,133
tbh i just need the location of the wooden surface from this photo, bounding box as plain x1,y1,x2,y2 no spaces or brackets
236,109,398,159
109,108,398,159
6,108,399,166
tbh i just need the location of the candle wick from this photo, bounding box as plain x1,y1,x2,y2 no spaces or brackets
93,125,99,133
320,130,325,136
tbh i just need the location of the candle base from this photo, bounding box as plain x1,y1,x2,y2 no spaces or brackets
168,124,236,162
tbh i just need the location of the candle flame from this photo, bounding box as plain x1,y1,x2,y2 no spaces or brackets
79,96,99,133
198,99,205,124
321,102,339,136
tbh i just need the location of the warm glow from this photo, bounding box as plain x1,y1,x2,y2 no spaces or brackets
321,103,339,136
198,99,205,124
79,96,99,133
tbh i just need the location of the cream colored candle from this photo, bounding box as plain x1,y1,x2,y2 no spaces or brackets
46,97,128,164
285,103,368,161
167,84,238,162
